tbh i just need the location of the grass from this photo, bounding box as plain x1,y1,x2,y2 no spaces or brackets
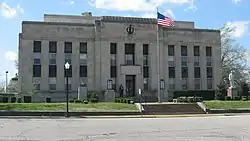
204,100,250,109
0,102,138,112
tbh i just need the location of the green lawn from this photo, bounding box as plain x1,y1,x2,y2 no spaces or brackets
0,102,138,112
204,100,250,109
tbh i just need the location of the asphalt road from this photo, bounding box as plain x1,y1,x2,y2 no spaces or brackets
0,115,250,141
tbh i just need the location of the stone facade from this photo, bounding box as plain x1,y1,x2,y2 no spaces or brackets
18,12,221,102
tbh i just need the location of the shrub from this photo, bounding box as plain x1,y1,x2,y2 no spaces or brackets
242,96,248,101
74,99,82,103
10,97,16,103
225,96,232,101
194,97,203,102
83,100,89,104
90,98,98,103
233,96,241,101
88,93,99,103
17,98,22,103
177,97,188,103
187,97,194,103
174,90,215,100
2,97,8,103
69,99,74,103
45,97,51,103
23,96,32,103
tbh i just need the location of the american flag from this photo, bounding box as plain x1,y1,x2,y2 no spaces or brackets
157,12,174,27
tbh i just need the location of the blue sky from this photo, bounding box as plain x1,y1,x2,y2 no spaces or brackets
0,0,249,83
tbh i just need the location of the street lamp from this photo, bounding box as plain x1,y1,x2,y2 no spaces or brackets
64,62,70,117
5,71,8,93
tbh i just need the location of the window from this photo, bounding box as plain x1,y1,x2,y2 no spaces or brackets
125,54,134,65
33,41,41,53
33,83,40,90
182,78,188,90
64,66,72,77
65,53,71,64
168,45,174,56
80,54,87,65
206,57,212,66
181,67,188,78
207,78,213,89
143,66,149,78
143,44,149,55
193,46,200,56
143,78,149,91
49,78,56,90
80,42,87,54
168,61,175,67
169,67,175,78
194,79,200,90
194,67,201,78
143,55,149,66
49,84,56,90
110,66,117,78
181,57,188,67
110,54,116,66
80,66,87,77
111,78,116,90
110,43,117,54
49,41,57,53
206,46,212,56
169,78,175,90
181,46,187,56
33,59,41,65
194,56,200,66
64,42,72,53
125,43,134,54
49,53,56,65
33,65,41,77
207,67,213,78
49,65,57,77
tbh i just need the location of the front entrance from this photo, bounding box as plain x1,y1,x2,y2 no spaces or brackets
125,75,136,97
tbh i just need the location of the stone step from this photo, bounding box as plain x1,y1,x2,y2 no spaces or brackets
142,103,205,115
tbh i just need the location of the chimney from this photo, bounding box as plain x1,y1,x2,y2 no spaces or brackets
82,12,92,17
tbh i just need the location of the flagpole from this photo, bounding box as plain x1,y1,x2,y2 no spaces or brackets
156,7,161,103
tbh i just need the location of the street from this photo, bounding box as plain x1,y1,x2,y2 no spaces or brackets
0,115,250,141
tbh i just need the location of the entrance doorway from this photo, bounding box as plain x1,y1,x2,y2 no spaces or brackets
125,75,136,97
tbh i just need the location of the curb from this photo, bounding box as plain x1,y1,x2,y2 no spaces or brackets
0,114,229,119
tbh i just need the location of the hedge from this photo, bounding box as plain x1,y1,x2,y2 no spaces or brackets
174,90,215,100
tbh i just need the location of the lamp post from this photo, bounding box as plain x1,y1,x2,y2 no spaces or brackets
64,62,70,117
5,71,8,93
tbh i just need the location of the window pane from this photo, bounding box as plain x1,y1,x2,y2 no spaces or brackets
33,41,41,53
193,46,200,56
143,66,149,78
181,67,188,78
181,46,187,56
168,45,174,56
33,65,41,77
194,67,200,78
110,66,117,78
80,66,87,77
49,41,57,53
169,67,175,78
64,42,72,53
143,44,149,55
80,42,87,54
110,43,117,54
33,59,40,65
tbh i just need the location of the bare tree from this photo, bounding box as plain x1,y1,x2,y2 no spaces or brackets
220,24,248,84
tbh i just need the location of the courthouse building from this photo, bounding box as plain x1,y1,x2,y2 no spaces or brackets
18,12,221,102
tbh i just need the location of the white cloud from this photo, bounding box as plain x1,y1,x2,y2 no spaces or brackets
61,1,75,5
0,2,24,18
225,21,250,38
69,1,75,4
0,50,18,83
232,0,242,4
89,0,195,12
165,9,175,19
5,51,17,61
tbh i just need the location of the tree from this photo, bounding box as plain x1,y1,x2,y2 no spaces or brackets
220,24,248,85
